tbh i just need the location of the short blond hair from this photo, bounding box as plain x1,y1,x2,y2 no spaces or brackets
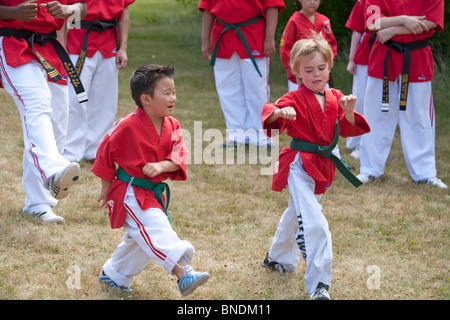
290,33,334,82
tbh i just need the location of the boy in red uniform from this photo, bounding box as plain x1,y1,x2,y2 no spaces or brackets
64,0,134,163
92,64,209,296
279,0,337,92
0,0,86,223
260,34,370,299
199,0,285,148
357,0,447,189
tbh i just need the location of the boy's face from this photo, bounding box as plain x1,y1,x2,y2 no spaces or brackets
300,0,320,15
141,76,176,122
296,51,330,93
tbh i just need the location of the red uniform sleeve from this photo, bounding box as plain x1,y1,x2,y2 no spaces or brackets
345,0,366,34
279,17,297,70
261,102,288,137
164,119,188,181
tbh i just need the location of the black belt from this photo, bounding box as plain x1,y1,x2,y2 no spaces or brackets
382,38,429,112
75,19,117,75
368,33,376,55
0,28,87,103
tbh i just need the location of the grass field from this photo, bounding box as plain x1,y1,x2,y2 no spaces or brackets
0,0,448,301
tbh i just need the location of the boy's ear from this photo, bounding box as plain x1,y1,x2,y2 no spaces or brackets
140,93,152,106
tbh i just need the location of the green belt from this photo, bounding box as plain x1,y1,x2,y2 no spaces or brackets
289,120,362,188
116,167,171,224
210,15,263,77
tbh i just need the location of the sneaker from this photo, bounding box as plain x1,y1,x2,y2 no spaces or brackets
350,147,360,159
418,177,448,189
356,172,372,184
98,270,132,292
34,210,65,224
310,282,331,300
178,266,209,296
48,162,81,199
261,253,286,274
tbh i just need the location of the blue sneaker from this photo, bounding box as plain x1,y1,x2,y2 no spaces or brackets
99,270,132,292
178,266,209,296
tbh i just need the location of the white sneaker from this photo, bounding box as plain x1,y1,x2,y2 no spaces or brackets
48,162,81,199
350,147,360,159
34,210,65,224
419,177,448,189
356,172,372,184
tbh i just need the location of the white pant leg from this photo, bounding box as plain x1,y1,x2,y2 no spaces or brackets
48,81,69,154
398,81,436,181
84,54,118,160
214,53,246,144
64,53,93,162
287,154,331,294
103,186,195,287
346,64,368,150
0,39,71,213
240,56,271,146
102,232,152,288
268,197,301,273
359,77,399,177
65,52,118,162
214,54,272,146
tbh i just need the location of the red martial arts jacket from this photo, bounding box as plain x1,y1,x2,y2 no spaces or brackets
366,0,444,82
261,84,370,194
198,0,285,59
66,0,135,59
0,0,84,86
91,108,188,229
279,11,337,83
345,0,374,66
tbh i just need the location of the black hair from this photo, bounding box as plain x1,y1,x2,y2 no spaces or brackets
295,0,302,10
130,64,175,108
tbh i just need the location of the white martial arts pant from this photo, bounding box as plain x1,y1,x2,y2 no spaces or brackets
64,52,118,162
214,53,271,146
346,64,368,150
102,185,195,288
359,76,436,181
268,153,332,294
0,38,71,214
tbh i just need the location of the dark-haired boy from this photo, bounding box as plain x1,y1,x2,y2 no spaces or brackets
91,64,209,296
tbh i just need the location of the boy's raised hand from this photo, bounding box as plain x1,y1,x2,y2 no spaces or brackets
340,95,357,112
340,95,357,125
275,107,297,121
